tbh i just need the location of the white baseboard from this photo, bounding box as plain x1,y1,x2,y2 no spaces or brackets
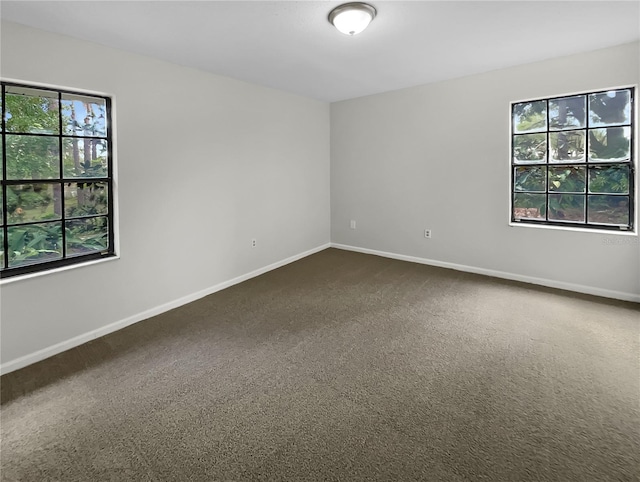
1,243,331,375
331,243,640,303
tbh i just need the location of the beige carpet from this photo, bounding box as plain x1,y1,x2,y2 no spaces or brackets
1,248,639,481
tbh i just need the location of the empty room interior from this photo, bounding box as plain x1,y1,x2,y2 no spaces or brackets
1,1,639,480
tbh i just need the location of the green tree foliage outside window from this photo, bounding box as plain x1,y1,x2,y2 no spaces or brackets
511,88,634,230
1,82,114,277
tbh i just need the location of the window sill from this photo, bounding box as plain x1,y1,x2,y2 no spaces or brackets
509,221,638,237
0,255,119,285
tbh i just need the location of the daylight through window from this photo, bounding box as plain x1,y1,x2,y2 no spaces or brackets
1,81,114,278
511,88,635,231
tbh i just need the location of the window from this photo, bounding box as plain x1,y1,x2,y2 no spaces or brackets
511,88,635,231
1,81,114,278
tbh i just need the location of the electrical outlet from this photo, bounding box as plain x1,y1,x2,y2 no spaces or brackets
251,238,257,248
424,229,432,239
350,220,357,229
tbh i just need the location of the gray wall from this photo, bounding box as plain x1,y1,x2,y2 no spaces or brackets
0,21,331,369
331,42,639,300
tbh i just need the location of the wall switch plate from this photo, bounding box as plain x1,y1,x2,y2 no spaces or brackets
350,220,357,229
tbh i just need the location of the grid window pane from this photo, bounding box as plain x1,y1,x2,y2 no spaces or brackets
513,100,547,133
589,90,631,127
548,166,586,193
61,93,108,137
588,165,629,194
5,86,59,135
66,217,109,257
5,134,60,180
6,183,61,225
513,133,546,163
7,222,63,268
548,194,585,222
588,127,631,162
549,95,586,130
65,182,108,218
514,166,546,192
549,131,585,163
513,193,546,220
587,195,629,225
63,138,108,178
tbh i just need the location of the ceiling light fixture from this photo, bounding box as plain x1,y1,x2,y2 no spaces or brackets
328,3,377,36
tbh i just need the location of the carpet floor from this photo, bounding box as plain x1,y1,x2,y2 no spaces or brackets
1,248,639,481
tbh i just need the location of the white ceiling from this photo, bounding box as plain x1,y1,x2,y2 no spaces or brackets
1,1,639,102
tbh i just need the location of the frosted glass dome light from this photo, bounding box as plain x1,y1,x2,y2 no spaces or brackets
329,3,377,36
